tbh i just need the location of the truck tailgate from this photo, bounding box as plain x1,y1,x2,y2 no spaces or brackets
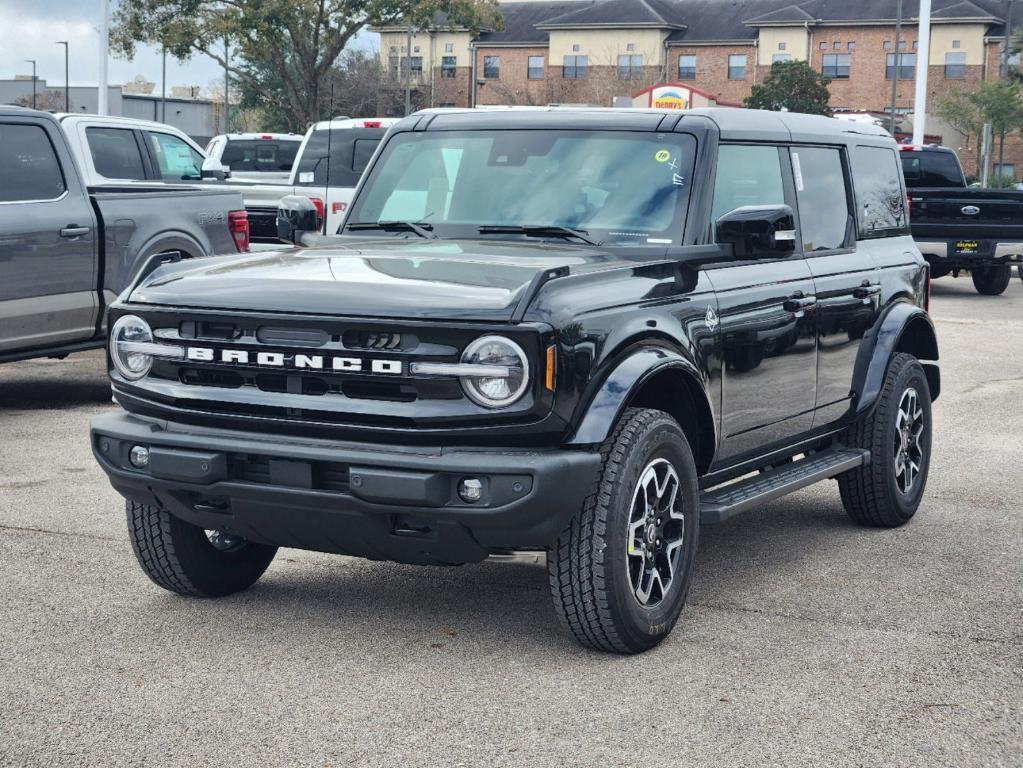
910,187,1023,241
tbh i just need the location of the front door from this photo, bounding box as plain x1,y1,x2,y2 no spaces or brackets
787,145,882,427
707,144,818,462
0,119,97,354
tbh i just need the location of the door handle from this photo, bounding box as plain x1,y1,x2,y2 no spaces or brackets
60,225,91,238
783,295,817,313
853,284,882,299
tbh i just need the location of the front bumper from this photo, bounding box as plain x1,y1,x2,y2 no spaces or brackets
91,411,600,565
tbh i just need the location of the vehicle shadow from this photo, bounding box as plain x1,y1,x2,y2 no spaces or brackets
163,492,857,656
0,375,111,411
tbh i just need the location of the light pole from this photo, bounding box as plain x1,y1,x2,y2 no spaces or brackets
24,59,36,109
98,0,109,115
161,43,167,122
888,0,903,136
56,41,69,111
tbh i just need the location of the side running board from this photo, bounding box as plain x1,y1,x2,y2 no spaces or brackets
700,448,870,524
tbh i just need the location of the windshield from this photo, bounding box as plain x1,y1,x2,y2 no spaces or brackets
345,130,696,245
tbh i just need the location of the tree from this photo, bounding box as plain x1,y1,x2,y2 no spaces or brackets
13,90,66,111
111,0,501,129
744,60,832,116
936,87,985,172
969,78,1023,179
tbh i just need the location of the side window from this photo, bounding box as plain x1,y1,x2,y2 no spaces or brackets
147,132,204,181
851,146,908,237
352,139,380,174
0,123,66,202
86,127,147,180
711,144,785,224
790,146,850,252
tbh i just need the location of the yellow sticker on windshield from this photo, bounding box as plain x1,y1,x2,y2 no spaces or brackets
654,149,671,163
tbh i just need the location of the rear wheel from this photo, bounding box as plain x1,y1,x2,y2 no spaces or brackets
971,264,1012,295
126,500,277,597
548,408,700,654
838,353,932,527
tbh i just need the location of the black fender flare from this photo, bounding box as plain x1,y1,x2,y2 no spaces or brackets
852,301,940,415
566,345,715,451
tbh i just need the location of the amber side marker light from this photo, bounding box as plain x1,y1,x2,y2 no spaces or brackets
545,345,556,391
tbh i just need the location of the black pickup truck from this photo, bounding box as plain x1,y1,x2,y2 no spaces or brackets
901,144,1023,295
0,106,249,364
91,108,939,653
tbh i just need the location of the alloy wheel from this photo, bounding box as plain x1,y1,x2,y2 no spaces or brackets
894,387,926,495
626,458,686,607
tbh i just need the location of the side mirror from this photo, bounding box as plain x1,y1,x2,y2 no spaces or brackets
277,195,321,244
200,158,231,181
715,205,797,259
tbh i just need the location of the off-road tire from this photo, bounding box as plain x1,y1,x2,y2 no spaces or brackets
971,264,1012,295
838,353,933,527
127,500,277,597
548,408,700,654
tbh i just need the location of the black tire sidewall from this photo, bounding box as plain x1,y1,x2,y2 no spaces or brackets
972,264,1011,295
880,363,933,520
603,417,700,650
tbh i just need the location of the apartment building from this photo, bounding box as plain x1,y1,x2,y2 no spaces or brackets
376,0,1017,177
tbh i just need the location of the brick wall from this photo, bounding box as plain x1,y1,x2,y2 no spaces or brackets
666,45,757,104
432,67,472,107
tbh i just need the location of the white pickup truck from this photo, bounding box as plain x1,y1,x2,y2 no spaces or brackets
56,114,397,242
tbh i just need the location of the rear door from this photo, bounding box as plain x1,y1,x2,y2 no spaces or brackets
788,145,882,427
706,143,818,462
0,118,98,353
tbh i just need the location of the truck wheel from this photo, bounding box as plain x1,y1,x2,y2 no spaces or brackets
838,353,932,527
548,408,699,653
971,264,1011,295
126,500,277,597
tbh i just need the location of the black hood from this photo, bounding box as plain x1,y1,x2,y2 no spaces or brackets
129,239,634,321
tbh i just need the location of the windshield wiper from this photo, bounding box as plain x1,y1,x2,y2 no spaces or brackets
347,220,436,239
477,224,599,246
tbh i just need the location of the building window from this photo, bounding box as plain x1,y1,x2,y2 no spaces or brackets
822,53,851,78
833,41,841,49
618,54,644,79
886,53,916,79
528,55,544,80
563,55,588,79
994,163,1016,179
945,51,967,78
441,56,456,78
953,39,961,48
439,102,456,107
413,46,420,53
779,41,787,50
483,55,500,79
772,53,792,63
883,40,892,50
819,41,828,50
848,41,856,51
389,46,397,54
445,43,454,53
728,54,747,80
678,54,696,79
626,42,635,52
912,40,918,50
409,56,423,75
572,43,580,52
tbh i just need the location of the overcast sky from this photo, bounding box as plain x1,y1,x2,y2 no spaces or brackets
0,0,378,92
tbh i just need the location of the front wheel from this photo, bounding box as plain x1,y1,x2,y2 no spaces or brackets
971,264,1012,295
126,500,277,597
838,353,933,527
548,408,700,654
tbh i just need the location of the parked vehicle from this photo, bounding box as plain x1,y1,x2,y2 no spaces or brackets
91,108,939,653
901,144,1023,295
203,132,302,182
0,107,249,364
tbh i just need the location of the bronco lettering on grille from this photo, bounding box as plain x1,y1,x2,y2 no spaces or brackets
185,347,403,375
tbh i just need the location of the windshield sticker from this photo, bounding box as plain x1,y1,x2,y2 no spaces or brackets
299,171,314,183
792,152,805,192
654,149,671,163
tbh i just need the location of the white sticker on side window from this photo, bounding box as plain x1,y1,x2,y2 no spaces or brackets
792,152,805,192
299,171,314,183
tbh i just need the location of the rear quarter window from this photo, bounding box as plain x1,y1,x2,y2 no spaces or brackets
852,145,908,238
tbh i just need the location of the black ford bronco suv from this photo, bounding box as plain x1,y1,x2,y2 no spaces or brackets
91,108,940,653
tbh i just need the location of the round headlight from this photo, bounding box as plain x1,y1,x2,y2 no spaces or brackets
460,335,530,408
110,314,154,381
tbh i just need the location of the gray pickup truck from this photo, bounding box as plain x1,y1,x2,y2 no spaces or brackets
0,106,248,363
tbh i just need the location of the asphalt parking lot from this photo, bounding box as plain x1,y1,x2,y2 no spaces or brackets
1,277,1021,767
